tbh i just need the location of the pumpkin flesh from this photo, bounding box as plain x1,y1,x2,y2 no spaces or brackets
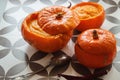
73,5,100,19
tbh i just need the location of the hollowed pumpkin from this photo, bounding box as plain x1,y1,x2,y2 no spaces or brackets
71,2,105,31
21,6,79,53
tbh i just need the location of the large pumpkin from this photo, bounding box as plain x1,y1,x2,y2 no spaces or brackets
71,2,105,31
21,6,79,53
75,29,116,68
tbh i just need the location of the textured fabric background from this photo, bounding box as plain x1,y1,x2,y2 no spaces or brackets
0,0,120,80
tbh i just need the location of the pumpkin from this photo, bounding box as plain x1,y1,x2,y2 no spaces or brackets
21,6,79,53
75,29,116,68
71,2,105,31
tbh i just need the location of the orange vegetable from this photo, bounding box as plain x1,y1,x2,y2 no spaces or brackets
21,6,79,53
75,29,116,68
71,2,105,31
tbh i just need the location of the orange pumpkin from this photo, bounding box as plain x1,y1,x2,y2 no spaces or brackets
21,6,79,53
71,2,105,31
75,29,116,68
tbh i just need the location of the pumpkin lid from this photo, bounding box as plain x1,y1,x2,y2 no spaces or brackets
76,29,116,55
37,6,80,35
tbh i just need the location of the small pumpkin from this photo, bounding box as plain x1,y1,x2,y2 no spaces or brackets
71,2,105,31
21,6,79,53
75,29,116,68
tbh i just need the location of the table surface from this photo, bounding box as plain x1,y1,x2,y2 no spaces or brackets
0,0,120,80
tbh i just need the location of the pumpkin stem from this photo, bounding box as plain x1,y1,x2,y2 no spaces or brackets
93,30,98,39
67,1,72,8
56,13,63,19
